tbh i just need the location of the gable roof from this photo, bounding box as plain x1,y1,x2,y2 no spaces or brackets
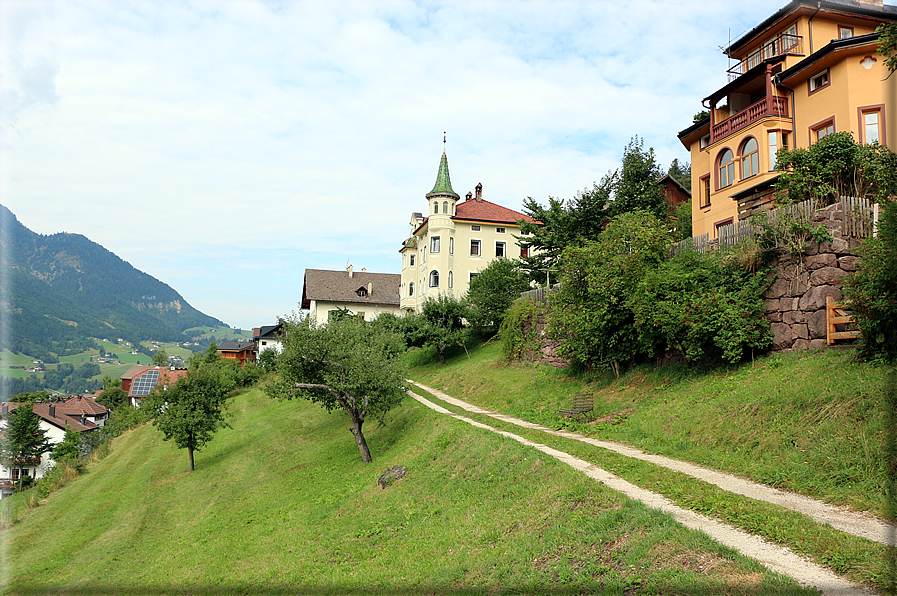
121,365,190,398
253,324,283,340
218,340,254,352
453,197,538,225
57,395,110,418
3,402,98,433
301,269,401,310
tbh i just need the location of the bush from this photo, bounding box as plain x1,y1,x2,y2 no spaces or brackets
499,299,546,362
845,199,897,362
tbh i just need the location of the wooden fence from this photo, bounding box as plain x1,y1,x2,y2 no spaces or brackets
670,196,876,257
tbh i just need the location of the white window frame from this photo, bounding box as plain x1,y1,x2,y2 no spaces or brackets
768,131,778,170
496,227,505,234
430,236,440,253
809,69,829,93
449,237,454,255
448,270,453,289
409,254,415,266
495,241,506,258
470,239,481,257
429,270,439,288
471,225,481,231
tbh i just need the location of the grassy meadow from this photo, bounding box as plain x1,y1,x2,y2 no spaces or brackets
3,386,816,595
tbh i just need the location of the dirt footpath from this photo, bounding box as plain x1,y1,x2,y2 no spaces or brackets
408,381,884,596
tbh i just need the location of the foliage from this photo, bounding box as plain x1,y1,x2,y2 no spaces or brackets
266,315,407,463
628,250,773,364
692,110,710,123
548,210,671,374
549,211,772,373
878,22,897,74
672,198,692,240
417,295,470,365
257,349,278,372
143,366,231,471
0,405,52,480
499,299,546,362
607,136,667,220
466,258,532,332
51,427,83,462
517,196,579,285
97,386,129,410
151,350,168,366
667,158,691,189
775,132,897,204
844,199,897,362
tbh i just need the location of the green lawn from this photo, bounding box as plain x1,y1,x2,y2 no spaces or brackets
3,387,814,595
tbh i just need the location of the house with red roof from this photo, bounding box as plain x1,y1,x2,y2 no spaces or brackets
0,395,109,496
121,365,189,408
399,151,538,312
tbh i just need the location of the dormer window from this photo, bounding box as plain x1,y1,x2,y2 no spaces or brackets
356,288,368,297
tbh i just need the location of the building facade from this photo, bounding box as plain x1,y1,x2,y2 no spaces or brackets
679,0,895,239
301,267,402,325
399,152,537,312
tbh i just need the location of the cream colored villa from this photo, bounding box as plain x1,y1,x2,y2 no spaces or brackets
399,153,537,312
678,0,896,238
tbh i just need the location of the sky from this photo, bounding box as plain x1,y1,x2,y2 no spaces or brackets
1,0,807,330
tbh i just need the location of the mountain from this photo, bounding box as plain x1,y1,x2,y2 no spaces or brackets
0,203,226,357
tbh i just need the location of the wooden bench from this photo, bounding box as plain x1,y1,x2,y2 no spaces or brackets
826,297,860,345
559,393,593,417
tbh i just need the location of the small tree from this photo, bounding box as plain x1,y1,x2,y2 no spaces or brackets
267,316,406,464
608,136,667,219
143,367,231,472
418,295,469,365
151,350,169,367
1,405,51,486
467,258,532,332
51,427,82,462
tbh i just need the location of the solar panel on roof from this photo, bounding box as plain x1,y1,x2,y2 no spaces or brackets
130,369,160,396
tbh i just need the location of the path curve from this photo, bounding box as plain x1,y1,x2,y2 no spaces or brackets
409,380,895,548
408,389,872,596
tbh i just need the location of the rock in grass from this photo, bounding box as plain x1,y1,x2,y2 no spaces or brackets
377,465,406,489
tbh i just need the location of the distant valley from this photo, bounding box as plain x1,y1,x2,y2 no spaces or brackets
0,204,236,399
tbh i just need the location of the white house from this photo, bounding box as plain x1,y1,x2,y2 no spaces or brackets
253,324,285,356
301,267,402,325
0,396,108,498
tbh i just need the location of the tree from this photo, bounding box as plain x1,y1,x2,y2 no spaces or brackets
51,427,82,462
418,295,469,365
467,258,532,332
608,136,666,219
878,22,897,74
668,159,691,189
143,367,231,471
151,350,169,366
266,316,406,463
844,199,897,362
775,132,897,204
0,405,51,485
97,386,128,410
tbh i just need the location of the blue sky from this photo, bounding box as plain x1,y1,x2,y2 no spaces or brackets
2,0,803,330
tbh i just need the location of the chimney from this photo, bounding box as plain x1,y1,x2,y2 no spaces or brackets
49,405,56,418
466,191,472,200
2,403,7,414
367,282,373,295
475,183,483,202
348,265,354,278
362,268,366,273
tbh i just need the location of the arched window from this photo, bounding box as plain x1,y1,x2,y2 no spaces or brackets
429,270,439,288
448,270,453,289
740,137,759,179
433,201,439,214
443,201,448,214
408,282,414,297
718,149,735,188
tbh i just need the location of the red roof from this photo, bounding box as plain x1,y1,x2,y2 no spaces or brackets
454,197,537,225
57,395,110,418
3,402,98,432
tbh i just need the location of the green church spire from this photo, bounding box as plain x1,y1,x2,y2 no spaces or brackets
427,152,460,200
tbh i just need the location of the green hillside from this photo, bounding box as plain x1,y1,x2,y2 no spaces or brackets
4,387,813,595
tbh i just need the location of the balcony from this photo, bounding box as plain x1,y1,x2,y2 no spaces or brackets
727,33,803,82
711,96,788,143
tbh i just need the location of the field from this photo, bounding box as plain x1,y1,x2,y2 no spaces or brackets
2,386,816,595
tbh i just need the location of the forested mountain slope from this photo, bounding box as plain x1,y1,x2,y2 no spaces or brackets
0,203,224,358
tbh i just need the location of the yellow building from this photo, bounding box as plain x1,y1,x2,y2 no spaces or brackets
400,152,536,312
679,0,896,238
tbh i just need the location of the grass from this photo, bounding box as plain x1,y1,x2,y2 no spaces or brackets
3,387,816,595
409,341,888,515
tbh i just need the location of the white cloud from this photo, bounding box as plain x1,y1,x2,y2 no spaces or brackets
2,0,799,328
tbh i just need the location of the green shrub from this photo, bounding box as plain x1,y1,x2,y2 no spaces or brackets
499,298,546,362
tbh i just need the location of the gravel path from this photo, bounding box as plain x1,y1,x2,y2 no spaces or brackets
408,382,883,596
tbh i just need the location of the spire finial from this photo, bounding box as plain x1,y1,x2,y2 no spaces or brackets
443,131,446,153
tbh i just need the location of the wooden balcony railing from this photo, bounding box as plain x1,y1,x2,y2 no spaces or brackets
711,96,788,143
